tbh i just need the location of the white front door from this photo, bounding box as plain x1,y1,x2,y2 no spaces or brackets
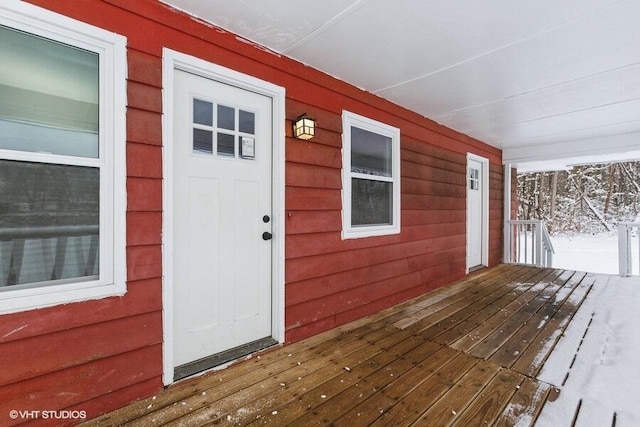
467,157,485,269
172,70,274,378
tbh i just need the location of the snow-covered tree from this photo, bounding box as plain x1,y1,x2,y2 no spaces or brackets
517,161,640,235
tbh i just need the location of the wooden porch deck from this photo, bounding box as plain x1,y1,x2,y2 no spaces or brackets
85,264,601,426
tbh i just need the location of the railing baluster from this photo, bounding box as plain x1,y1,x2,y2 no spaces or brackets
637,226,639,275
1,225,99,287
618,223,640,276
512,223,517,263
531,223,536,265
535,221,543,267
507,220,554,268
86,234,99,276
515,223,520,263
52,236,68,280
619,223,628,276
524,224,528,264
7,239,25,286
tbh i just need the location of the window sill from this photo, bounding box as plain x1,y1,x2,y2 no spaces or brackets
0,280,126,315
342,225,401,240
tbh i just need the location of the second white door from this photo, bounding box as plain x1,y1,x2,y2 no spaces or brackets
467,157,485,269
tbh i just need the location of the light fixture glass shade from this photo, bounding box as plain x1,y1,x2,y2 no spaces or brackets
293,115,315,140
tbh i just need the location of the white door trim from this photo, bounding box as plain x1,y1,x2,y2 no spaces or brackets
466,153,490,273
161,48,286,385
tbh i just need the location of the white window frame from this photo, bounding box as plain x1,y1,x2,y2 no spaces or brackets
342,111,401,239
0,1,127,313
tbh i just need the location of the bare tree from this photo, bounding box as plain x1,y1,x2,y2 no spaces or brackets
517,161,640,234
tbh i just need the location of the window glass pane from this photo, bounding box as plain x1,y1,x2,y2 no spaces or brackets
351,178,392,226
217,133,235,156
351,126,392,177
0,25,99,158
0,160,99,288
193,128,213,153
469,168,480,190
239,110,255,134
217,105,235,131
193,99,213,126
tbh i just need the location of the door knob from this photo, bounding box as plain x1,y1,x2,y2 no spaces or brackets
262,232,273,241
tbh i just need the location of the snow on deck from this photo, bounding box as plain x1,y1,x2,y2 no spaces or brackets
537,274,640,426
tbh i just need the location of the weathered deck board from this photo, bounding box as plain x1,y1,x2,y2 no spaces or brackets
450,368,524,426
367,352,478,426
432,268,545,345
467,269,577,359
245,334,431,426
511,273,595,377
493,376,553,427
329,346,462,426
489,271,587,368
392,264,521,330
410,359,501,426
419,266,547,341
449,268,559,353
83,265,596,427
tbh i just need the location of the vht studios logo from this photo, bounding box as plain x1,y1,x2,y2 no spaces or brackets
9,409,87,420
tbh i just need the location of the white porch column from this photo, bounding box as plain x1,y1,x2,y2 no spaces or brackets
618,223,630,276
503,164,512,263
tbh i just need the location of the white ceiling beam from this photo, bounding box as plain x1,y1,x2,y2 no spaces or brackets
280,0,370,54
504,131,640,171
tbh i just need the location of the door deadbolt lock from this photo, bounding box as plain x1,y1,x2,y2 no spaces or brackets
263,215,270,223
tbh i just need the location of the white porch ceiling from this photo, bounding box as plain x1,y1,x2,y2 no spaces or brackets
162,0,640,171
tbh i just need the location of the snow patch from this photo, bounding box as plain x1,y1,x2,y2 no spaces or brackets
551,232,639,275
537,275,640,425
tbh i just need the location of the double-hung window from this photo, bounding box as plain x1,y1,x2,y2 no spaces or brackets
0,1,127,313
342,111,401,239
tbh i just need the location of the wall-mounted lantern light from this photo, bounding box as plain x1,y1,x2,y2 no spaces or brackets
292,114,316,140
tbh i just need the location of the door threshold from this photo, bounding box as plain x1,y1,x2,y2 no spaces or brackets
468,265,487,273
174,337,278,381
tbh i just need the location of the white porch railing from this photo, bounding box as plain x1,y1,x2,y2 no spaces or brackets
618,222,640,276
506,220,555,267
0,225,99,287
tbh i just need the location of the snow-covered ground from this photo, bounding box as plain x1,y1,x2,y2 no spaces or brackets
550,231,639,275
536,274,640,426
528,231,640,425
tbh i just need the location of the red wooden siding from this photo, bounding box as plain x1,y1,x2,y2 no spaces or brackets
490,163,507,266
0,0,505,423
284,105,502,342
0,0,168,420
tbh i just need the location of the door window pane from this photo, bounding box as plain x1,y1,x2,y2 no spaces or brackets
193,99,213,126
239,110,255,134
351,178,392,226
217,133,235,156
469,168,480,190
193,128,213,153
191,98,257,160
217,104,235,131
351,126,392,177
0,160,99,288
0,25,99,158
